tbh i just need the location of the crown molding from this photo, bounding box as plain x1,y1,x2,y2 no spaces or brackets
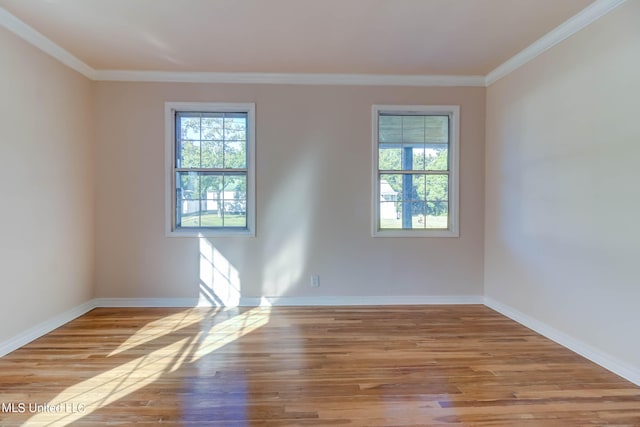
93,70,486,87
0,6,483,87
2,1,627,88
0,6,95,79
485,0,627,86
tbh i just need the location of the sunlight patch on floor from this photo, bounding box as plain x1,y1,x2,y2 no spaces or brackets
108,308,221,357
190,306,270,363
26,307,270,426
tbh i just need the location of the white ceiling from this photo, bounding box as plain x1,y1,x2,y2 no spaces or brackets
0,0,598,80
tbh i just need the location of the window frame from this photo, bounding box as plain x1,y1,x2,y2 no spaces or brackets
165,102,256,237
372,105,459,238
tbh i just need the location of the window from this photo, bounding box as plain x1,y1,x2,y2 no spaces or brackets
372,105,459,237
165,102,255,237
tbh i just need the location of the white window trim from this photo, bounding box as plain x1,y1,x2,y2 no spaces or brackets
372,105,460,238
165,102,256,237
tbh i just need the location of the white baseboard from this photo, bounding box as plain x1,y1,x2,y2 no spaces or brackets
93,297,200,308
95,295,484,308
0,295,482,356
0,299,97,357
485,297,640,387
252,295,484,306
6,294,638,388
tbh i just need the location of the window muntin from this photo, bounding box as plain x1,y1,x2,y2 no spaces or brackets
373,105,459,237
175,171,247,229
166,103,255,237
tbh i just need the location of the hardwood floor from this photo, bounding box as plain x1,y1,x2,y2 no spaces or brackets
0,305,638,426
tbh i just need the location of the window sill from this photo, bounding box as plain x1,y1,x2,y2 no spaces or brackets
166,228,255,238
372,228,459,238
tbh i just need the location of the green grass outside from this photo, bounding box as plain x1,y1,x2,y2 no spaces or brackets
181,212,447,230
180,212,246,228
381,214,448,230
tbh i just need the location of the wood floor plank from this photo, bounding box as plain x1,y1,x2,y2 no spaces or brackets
0,305,638,426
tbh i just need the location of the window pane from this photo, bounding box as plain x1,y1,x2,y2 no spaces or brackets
380,174,402,201
390,201,430,230
412,174,426,201
412,201,428,229
378,147,401,170
200,209,223,227
379,115,402,143
176,173,200,228
378,173,450,230
374,107,456,235
180,116,201,141
179,209,200,228
201,140,223,168
425,175,448,228
410,146,427,171
200,174,223,222
425,116,448,143
176,172,199,200
425,145,448,171
425,175,448,204
224,115,247,141
200,174,222,199
177,112,249,170
223,201,247,227
224,174,247,200
379,115,448,144
379,174,402,229
179,140,201,168
399,145,419,171
170,104,254,234
176,171,201,228
397,202,413,229
176,170,248,229
426,202,448,229
380,201,401,229
400,173,422,202
201,115,223,140
224,140,246,168
402,116,425,143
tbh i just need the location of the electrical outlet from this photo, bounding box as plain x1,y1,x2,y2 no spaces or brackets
310,274,320,288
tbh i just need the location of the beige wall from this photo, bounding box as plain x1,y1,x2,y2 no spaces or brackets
0,28,94,342
3,0,637,381
94,83,485,301
485,1,640,371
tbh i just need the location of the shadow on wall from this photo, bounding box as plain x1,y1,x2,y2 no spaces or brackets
195,144,324,306
259,144,322,299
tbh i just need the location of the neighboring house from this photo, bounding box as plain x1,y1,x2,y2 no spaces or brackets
380,179,399,220
182,186,246,216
